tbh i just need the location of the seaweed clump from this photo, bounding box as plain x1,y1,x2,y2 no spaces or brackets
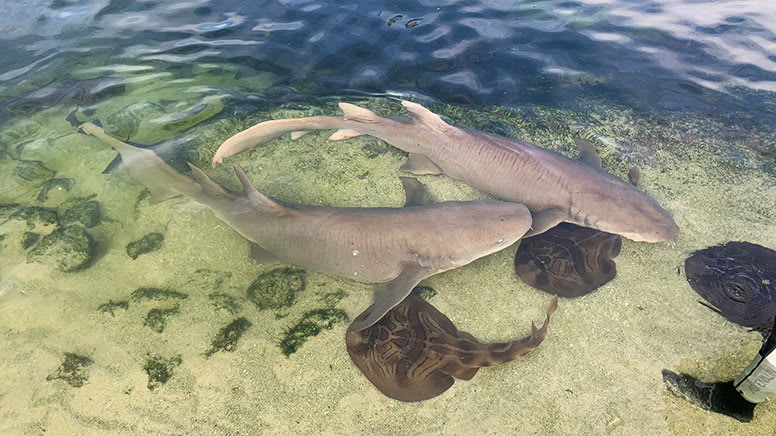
98,300,129,316
27,225,95,272
130,287,188,301
126,232,165,259
144,306,180,333
280,308,349,356
60,199,101,228
246,267,306,310
208,292,241,314
144,354,183,391
46,352,94,387
205,317,252,357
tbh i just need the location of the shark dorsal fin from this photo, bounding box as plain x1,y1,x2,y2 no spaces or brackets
187,163,235,200
339,103,379,123
401,101,452,134
232,164,285,212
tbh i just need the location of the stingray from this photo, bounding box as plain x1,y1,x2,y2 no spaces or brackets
346,291,558,402
514,222,622,298
684,241,776,332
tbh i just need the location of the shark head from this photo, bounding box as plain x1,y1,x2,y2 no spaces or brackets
576,183,679,243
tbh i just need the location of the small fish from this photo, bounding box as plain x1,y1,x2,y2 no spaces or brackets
79,123,533,330
212,102,678,242
346,291,558,401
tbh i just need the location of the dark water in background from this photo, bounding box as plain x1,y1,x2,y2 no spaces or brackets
1,0,776,126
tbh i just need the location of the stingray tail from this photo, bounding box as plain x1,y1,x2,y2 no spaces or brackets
481,296,559,366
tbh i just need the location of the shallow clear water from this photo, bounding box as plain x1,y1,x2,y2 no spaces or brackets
1,1,775,435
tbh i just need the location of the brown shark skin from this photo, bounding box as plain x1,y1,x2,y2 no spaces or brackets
346,292,559,402
213,102,678,243
79,123,533,330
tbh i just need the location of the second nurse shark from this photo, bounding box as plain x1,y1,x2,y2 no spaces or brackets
79,123,533,330
213,101,678,243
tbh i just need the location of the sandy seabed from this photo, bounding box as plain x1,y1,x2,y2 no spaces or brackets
1,97,774,435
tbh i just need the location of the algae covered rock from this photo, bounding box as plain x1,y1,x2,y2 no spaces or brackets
144,354,183,391
46,352,93,387
97,300,129,316
205,317,252,357
279,308,349,356
60,200,101,228
21,232,40,250
27,225,95,272
14,159,55,182
126,232,164,259
130,287,188,301
144,306,180,333
246,267,306,310
37,177,74,202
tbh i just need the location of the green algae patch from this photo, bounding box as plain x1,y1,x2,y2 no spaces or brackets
143,354,183,391
415,285,437,300
13,159,55,182
130,287,188,302
205,317,252,357
21,232,40,250
59,199,101,228
27,225,95,272
97,300,129,316
143,306,180,333
320,289,348,307
208,292,241,314
46,352,94,388
1,204,59,231
279,308,349,356
126,232,165,260
246,267,307,310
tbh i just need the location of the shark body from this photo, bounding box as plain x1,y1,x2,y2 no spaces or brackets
80,123,532,330
212,101,678,242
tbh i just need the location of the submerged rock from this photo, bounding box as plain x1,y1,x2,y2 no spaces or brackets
144,306,180,333
14,160,56,182
60,200,101,228
279,308,348,356
126,232,164,259
97,300,129,316
21,232,40,250
46,352,94,387
205,317,252,357
130,287,188,301
144,354,183,391
246,267,306,310
37,178,74,202
27,225,95,272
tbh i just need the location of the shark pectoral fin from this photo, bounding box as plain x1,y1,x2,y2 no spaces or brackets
328,129,363,141
573,138,602,170
101,154,123,174
399,177,430,207
148,187,180,204
339,103,379,123
249,243,279,265
401,101,453,134
290,131,309,140
350,266,431,331
400,153,442,175
628,166,640,186
525,208,567,238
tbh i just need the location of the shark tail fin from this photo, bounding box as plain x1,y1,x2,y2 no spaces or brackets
232,164,285,213
339,103,379,123
187,163,236,201
401,101,453,134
